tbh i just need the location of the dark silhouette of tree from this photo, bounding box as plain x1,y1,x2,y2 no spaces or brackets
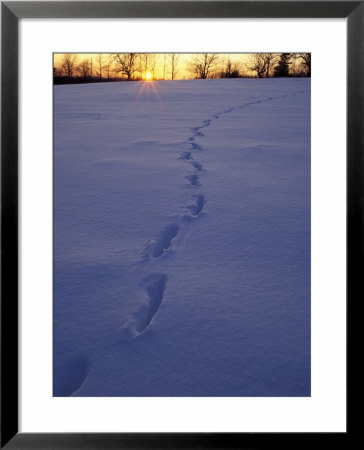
247,53,267,78
95,54,104,79
53,66,62,77
262,54,278,78
77,59,91,79
189,54,219,79
295,53,311,77
221,59,241,78
137,54,157,80
225,59,233,77
103,55,113,79
247,53,278,78
61,54,77,78
149,54,158,79
274,53,291,77
113,53,139,80
168,54,180,80
144,54,149,79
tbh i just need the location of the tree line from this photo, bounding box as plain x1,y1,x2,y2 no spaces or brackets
53,53,310,84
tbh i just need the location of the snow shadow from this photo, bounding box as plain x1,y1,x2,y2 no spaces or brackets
53,355,90,396
133,274,167,333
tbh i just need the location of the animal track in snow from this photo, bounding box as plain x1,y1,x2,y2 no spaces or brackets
191,127,205,137
187,194,206,217
147,223,179,258
133,273,167,333
192,161,203,171
192,92,307,136
190,142,203,150
180,151,192,160
129,91,308,338
186,174,199,186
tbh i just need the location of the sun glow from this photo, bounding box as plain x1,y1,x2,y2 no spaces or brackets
145,71,152,81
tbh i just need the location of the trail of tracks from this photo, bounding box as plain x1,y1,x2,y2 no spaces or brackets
125,89,308,336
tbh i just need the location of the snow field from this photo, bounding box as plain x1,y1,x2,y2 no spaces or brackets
54,78,310,396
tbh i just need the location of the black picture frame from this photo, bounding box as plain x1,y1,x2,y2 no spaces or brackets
1,1,357,448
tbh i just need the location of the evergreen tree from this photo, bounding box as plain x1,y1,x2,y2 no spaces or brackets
274,53,291,77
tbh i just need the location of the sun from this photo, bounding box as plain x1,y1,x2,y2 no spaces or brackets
145,71,152,81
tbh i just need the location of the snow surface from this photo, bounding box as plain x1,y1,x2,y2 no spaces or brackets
53,78,310,397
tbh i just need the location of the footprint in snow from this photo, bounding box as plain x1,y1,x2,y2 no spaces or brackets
132,273,167,334
186,173,199,186
187,194,206,217
179,151,192,160
147,223,180,258
190,142,203,150
191,127,204,137
192,161,203,171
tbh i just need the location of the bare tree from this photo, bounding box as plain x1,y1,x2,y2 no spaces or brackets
61,54,77,77
113,53,139,80
136,54,143,80
262,54,278,78
221,59,241,78
149,54,158,79
246,53,266,78
95,54,104,79
294,53,311,77
53,65,63,77
103,55,113,79
144,54,149,78
225,59,233,77
189,53,220,79
77,59,91,78
246,53,277,78
168,54,180,80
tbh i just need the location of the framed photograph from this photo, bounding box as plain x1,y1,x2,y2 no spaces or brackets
1,1,356,448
